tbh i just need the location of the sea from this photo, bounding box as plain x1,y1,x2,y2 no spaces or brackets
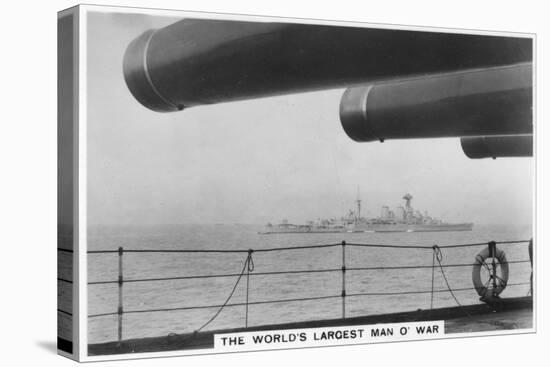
87,224,532,344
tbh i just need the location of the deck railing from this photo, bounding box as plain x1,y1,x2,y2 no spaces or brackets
58,239,532,342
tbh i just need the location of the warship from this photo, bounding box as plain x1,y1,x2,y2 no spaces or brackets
261,193,473,234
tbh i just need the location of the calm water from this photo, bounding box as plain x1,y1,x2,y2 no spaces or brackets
87,224,532,344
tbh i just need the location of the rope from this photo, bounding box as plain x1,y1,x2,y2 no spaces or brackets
194,252,252,333
248,251,255,272
432,245,471,317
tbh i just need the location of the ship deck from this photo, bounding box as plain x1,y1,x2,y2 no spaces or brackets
88,296,533,356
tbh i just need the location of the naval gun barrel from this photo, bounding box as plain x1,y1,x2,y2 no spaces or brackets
123,19,532,112
460,135,533,159
339,63,532,142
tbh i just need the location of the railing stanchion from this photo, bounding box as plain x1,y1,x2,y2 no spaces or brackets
430,246,436,309
488,241,497,297
245,249,253,328
117,246,124,342
341,241,346,319
529,239,533,295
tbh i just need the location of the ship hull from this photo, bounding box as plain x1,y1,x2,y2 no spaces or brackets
260,223,473,234
354,223,473,233
259,227,346,234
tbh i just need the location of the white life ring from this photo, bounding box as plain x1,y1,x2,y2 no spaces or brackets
472,246,509,298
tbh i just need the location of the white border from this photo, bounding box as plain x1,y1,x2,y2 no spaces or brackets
75,4,536,362
80,3,534,37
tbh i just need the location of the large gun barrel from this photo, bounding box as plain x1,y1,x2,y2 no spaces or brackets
339,63,532,142
460,135,533,159
123,19,532,112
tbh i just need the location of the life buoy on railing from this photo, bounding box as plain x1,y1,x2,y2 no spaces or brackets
472,245,509,299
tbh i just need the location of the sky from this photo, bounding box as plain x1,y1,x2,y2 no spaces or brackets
85,10,534,227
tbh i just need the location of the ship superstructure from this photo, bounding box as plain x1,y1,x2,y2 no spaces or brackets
262,193,473,234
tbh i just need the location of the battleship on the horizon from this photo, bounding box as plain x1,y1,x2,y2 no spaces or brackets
261,193,473,234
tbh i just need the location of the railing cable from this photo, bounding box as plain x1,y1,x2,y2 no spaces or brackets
84,239,530,255
87,283,530,318
87,260,531,285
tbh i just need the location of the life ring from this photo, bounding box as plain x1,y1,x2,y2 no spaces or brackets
472,246,509,298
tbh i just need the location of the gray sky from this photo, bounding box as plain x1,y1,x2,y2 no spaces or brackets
86,11,533,227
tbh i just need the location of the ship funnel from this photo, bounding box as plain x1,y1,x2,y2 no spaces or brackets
123,19,532,112
460,135,533,159
339,63,532,142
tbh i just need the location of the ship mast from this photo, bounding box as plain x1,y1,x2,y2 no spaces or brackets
402,193,413,222
403,193,413,209
356,186,361,222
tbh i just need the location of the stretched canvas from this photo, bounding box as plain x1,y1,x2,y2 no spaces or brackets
58,4,535,361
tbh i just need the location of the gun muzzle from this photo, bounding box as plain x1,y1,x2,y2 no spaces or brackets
339,63,532,142
460,135,533,159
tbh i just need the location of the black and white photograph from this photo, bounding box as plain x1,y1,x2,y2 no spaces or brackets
55,3,538,362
